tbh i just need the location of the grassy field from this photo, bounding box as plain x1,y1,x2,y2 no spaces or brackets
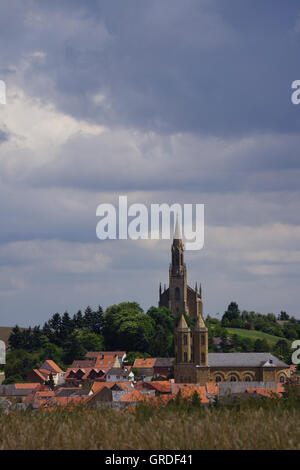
1,401,300,450
226,328,284,346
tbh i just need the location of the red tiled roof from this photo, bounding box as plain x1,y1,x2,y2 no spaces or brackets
86,351,125,359
133,358,156,368
95,355,119,369
14,383,41,389
147,381,172,393
43,360,64,374
39,368,51,376
65,367,106,380
45,396,89,407
171,384,210,404
121,390,145,402
91,381,117,394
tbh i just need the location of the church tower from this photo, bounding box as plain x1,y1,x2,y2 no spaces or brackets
193,314,208,366
175,314,191,363
168,216,188,318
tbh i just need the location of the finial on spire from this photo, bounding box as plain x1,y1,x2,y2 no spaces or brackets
195,282,198,293
199,283,202,299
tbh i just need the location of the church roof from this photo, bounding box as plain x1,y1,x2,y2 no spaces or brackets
207,353,288,368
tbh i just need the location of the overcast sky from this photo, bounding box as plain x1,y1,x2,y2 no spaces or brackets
0,0,300,326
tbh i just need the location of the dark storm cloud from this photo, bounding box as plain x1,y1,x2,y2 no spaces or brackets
2,0,300,136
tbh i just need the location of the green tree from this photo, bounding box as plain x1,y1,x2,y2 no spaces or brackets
221,302,241,326
125,351,151,366
273,339,290,364
279,311,289,321
254,339,269,352
147,306,174,356
102,302,155,352
9,326,24,350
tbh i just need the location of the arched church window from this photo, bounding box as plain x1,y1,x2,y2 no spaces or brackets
245,376,252,382
279,375,285,383
215,376,222,383
183,334,188,345
175,287,180,300
230,376,237,382
201,335,205,346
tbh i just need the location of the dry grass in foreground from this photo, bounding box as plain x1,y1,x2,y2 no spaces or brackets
1,398,300,450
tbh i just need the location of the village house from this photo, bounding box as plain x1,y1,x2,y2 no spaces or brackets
106,367,134,382
27,360,65,386
0,383,45,402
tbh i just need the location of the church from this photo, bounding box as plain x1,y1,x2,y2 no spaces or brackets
159,219,290,385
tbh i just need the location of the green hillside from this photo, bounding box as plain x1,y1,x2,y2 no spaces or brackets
225,328,285,346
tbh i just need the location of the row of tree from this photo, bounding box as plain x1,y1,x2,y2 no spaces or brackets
220,302,300,340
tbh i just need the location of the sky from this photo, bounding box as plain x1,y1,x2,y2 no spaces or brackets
0,0,300,326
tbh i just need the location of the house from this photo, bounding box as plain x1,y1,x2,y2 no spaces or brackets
27,360,65,386
133,358,156,380
153,358,174,378
43,396,89,409
86,351,126,366
144,381,172,395
87,385,154,409
40,360,65,385
25,389,55,409
64,367,106,385
171,383,211,405
106,367,134,382
218,381,285,403
0,383,43,401
54,387,92,398
91,381,133,395
94,354,121,370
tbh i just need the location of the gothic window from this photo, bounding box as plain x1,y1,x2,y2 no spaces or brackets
201,335,205,346
183,334,188,345
245,376,252,382
215,376,222,383
201,353,205,364
184,352,188,362
279,375,285,383
230,376,237,382
175,287,180,300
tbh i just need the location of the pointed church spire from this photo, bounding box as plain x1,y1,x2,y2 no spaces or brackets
195,314,206,329
159,282,162,296
178,313,188,329
195,282,198,293
173,213,182,240
199,283,202,299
